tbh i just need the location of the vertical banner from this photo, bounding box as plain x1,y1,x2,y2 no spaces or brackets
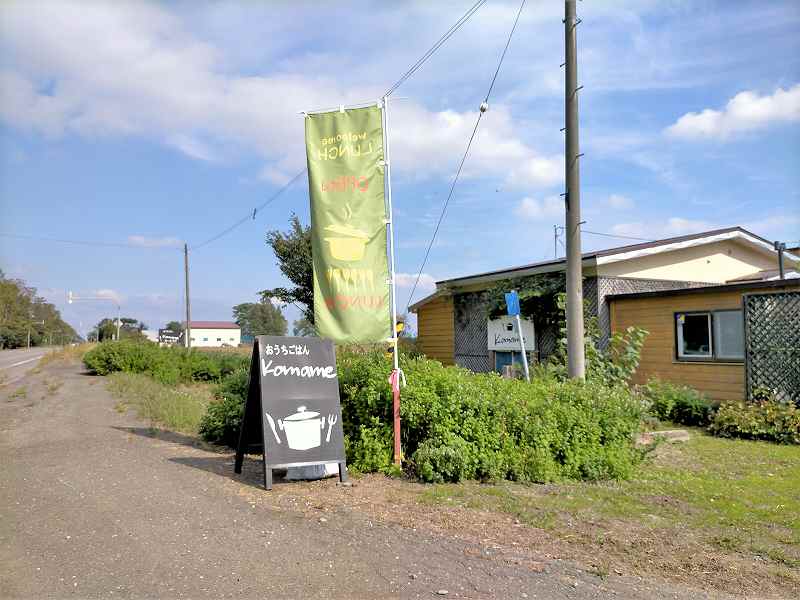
305,106,392,343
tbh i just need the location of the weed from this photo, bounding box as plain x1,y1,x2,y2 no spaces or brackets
44,378,63,395
106,372,212,433
9,386,27,399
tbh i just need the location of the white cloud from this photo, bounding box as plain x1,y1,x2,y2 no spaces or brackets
665,84,800,140
394,272,436,292
92,289,124,305
607,194,635,210
515,196,563,221
166,134,217,162
0,1,562,190
127,235,183,248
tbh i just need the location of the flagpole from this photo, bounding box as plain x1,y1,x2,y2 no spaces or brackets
382,94,402,466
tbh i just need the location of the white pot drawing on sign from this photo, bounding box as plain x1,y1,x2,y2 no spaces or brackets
264,406,340,451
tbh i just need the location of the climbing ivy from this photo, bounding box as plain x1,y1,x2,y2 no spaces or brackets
482,272,566,328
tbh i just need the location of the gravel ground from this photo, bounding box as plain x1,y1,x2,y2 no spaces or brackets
1,360,729,599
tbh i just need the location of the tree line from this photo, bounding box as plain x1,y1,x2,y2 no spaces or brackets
0,270,79,349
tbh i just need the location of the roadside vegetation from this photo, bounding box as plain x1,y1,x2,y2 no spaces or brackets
0,270,79,348
107,372,213,434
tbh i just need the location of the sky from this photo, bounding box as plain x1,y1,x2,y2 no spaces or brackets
1,0,799,338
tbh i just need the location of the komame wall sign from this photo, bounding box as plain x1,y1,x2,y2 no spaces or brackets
234,335,348,490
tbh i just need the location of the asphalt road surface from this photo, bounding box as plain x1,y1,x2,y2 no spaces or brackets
0,347,51,387
1,359,723,600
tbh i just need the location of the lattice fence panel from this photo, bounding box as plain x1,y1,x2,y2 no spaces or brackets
744,291,800,405
453,292,492,372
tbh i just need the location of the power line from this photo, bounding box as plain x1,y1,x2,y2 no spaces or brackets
581,229,652,242
404,0,527,310
0,232,182,250
190,169,306,250
384,0,488,97
191,2,490,251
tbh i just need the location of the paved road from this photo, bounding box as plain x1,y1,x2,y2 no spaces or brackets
1,360,720,600
0,347,50,386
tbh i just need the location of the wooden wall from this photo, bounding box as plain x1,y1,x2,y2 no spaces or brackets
415,295,455,365
610,289,746,401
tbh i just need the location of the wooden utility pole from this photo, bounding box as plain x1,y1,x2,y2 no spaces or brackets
564,0,585,379
184,243,192,349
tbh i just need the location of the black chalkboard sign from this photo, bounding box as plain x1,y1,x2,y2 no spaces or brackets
234,336,348,490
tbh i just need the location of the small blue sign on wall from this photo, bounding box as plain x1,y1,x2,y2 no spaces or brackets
505,291,520,316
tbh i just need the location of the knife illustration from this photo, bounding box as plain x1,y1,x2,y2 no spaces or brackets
265,413,281,444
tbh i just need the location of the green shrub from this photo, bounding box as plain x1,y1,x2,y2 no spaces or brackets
197,367,250,446
641,379,715,426
709,399,800,444
338,348,644,483
83,340,248,385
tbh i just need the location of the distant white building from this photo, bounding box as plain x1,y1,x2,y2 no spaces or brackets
142,330,159,343
184,321,241,348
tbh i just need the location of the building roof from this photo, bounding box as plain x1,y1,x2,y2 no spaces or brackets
605,278,800,302
727,268,800,282
409,226,800,311
188,321,240,330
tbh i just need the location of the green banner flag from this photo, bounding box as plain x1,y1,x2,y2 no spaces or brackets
305,105,392,343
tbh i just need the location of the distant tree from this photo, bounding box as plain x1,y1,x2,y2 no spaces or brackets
292,317,315,337
0,270,78,348
233,301,287,337
164,320,184,332
95,317,146,341
260,214,314,324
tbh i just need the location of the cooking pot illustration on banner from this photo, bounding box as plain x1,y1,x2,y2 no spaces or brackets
277,406,326,451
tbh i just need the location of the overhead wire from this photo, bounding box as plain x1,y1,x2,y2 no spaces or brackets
404,0,527,310
581,229,652,242
190,169,307,251
192,0,489,251
0,232,182,250
384,0,488,97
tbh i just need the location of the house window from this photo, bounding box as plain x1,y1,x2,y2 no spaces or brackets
229,338,235,341
216,337,222,342
676,310,743,361
202,337,208,342
713,310,744,360
676,313,712,358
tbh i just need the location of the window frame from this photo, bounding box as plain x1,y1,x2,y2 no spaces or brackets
674,309,744,363
675,311,713,360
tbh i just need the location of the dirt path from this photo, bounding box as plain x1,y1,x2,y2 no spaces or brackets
1,360,725,599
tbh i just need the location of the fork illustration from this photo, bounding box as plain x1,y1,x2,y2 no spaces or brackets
326,413,337,443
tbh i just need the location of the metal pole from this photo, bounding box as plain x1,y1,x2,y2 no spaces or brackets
116,304,121,341
564,0,585,379
774,241,786,280
382,95,401,466
514,313,531,382
554,225,558,258
184,243,192,349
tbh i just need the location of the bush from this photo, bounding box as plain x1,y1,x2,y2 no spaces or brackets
197,367,250,447
709,399,800,444
83,340,248,385
337,348,644,483
641,379,715,426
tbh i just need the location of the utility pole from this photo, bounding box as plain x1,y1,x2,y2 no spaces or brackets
564,0,585,379
184,243,192,349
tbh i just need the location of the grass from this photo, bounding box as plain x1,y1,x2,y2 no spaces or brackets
107,372,213,434
418,431,800,591
9,386,27,399
39,343,95,366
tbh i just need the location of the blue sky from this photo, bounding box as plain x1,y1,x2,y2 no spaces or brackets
1,0,799,338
